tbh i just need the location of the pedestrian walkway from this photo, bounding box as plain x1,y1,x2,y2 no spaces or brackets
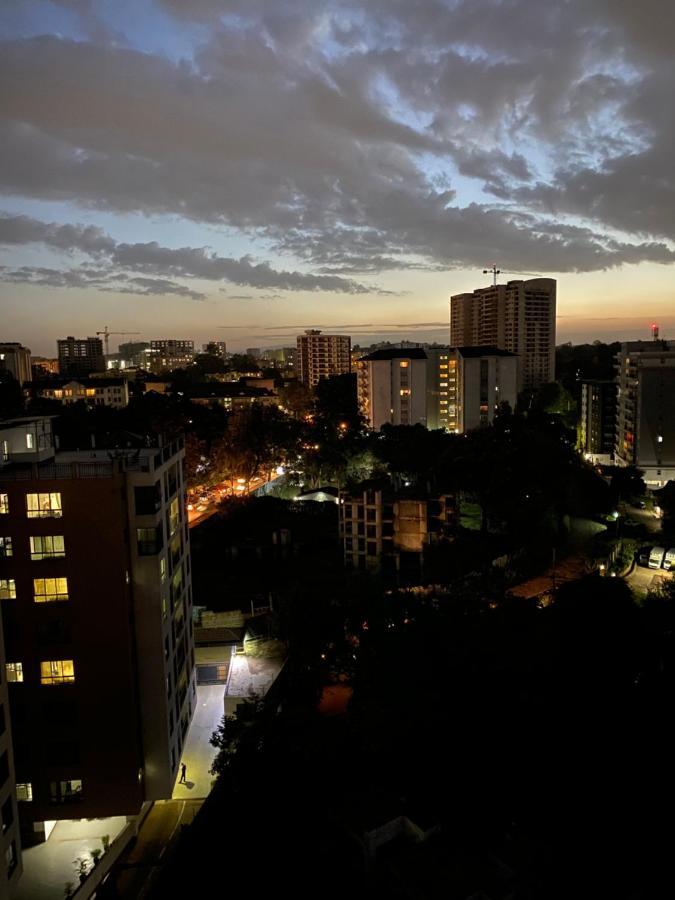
14,816,127,900
172,684,224,799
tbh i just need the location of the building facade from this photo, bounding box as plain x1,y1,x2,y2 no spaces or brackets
357,346,517,433
0,344,32,386
357,349,428,430
615,341,675,485
0,417,195,843
27,378,130,409
148,340,195,374
296,331,351,388
339,484,455,581
450,278,556,391
57,337,105,378
0,609,22,898
452,347,518,432
579,380,616,463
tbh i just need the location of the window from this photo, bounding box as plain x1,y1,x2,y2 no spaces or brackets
0,752,8,787
49,779,82,804
5,841,17,877
5,663,23,683
0,536,12,558
160,557,167,581
30,535,65,560
0,579,16,600
399,360,409,368
137,526,162,556
0,494,8,515
134,484,161,516
1,442,8,463
26,492,62,518
34,577,69,603
26,432,35,450
16,783,33,802
40,659,75,684
168,497,180,536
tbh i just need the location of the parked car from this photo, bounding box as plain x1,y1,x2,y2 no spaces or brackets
663,548,675,571
637,546,652,567
649,546,666,569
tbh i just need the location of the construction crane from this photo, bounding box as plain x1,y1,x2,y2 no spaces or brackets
482,264,542,286
96,326,141,357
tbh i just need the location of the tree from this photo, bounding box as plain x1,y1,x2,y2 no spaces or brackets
278,380,314,419
0,373,25,418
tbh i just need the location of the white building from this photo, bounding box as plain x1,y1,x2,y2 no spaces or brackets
0,344,32,386
615,340,675,485
357,349,428,429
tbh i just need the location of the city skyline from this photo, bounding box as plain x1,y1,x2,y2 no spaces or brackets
2,1,675,354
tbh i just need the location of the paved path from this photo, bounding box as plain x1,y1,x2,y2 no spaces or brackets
108,799,202,899
14,816,127,900
172,684,224,800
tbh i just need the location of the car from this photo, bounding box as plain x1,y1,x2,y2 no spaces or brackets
663,548,675,571
649,547,666,569
637,546,652,567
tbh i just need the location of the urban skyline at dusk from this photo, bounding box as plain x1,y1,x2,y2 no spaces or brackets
2,1,675,353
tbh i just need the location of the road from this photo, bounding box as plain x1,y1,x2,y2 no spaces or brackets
106,800,202,899
626,563,672,598
187,473,280,528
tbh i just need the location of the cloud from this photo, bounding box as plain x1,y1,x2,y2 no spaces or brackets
1,0,675,284
0,213,375,294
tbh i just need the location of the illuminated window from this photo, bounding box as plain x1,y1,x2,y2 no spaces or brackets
26,493,62,518
0,579,16,600
0,495,8,515
26,432,35,450
399,361,409,368
16,783,32,802
34,578,69,603
30,535,65,560
0,537,12,558
160,558,167,581
400,389,411,396
5,663,23,683
40,660,75,685
168,498,180,536
49,779,82,803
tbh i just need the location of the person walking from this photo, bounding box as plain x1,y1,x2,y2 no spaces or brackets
179,762,187,784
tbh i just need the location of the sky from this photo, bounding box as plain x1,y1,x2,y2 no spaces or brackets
1,0,674,355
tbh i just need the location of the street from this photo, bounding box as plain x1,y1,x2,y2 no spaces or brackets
106,800,202,899
187,472,280,527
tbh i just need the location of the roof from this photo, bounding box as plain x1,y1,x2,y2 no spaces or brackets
361,348,428,361
456,346,516,358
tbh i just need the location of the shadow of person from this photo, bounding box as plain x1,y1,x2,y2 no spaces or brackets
185,781,195,789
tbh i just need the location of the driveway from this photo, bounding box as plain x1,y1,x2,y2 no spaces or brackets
172,684,225,800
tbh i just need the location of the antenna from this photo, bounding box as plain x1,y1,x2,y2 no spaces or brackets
651,323,659,341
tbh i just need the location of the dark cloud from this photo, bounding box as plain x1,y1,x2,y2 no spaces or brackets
1,0,674,281
0,213,375,294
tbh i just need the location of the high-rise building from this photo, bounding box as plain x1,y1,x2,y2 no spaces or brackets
579,380,616,463
357,346,517,433
0,416,195,841
450,278,556,391
0,344,32,386
615,340,675,485
57,337,105,378
148,340,195,374
296,331,351,388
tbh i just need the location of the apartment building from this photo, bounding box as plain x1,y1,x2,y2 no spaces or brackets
148,340,195,374
0,416,195,843
615,341,675,485
339,483,455,581
450,278,556,391
296,331,351,388
357,349,428,429
357,347,517,433
27,377,130,409
579,380,616,463
0,344,32,386
0,611,21,898
57,337,105,378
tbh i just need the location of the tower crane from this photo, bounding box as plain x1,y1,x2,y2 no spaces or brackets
96,326,141,357
482,264,542,286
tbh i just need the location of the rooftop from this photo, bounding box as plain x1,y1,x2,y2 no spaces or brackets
361,348,429,361
456,346,516,358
